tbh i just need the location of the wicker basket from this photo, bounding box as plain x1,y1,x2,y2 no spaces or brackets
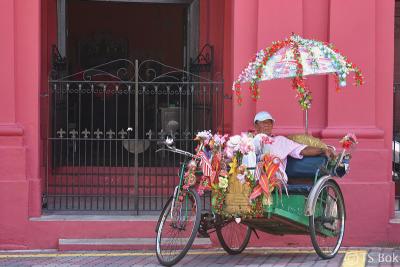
223,172,252,214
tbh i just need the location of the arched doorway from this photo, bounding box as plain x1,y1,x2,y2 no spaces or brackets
41,0,226,214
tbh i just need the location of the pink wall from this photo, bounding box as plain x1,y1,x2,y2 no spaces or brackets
231,0,397,245
0,0,399,250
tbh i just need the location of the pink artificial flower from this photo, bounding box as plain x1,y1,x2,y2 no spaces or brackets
239,133,255,155
213,133,228,146
237,173,246,184
224,146,234,159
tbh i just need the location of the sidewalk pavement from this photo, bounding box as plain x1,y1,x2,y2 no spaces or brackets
0,247,399,267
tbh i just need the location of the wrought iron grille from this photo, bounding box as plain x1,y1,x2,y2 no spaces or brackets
42,59,224,214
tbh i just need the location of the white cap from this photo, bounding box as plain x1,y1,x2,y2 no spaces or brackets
254,111,275,123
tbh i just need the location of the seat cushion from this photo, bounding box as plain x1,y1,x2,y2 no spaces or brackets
286,156,327,179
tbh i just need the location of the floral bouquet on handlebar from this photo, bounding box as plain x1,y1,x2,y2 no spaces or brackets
183,131,229,195
324,133,358,177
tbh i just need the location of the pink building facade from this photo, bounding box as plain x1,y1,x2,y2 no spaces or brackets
0,0,399,250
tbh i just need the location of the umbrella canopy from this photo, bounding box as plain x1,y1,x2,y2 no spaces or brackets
233,34,364,110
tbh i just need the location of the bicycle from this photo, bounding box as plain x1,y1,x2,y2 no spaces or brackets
154,141,203,266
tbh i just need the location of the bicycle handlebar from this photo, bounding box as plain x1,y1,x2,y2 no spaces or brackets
156,144,196,158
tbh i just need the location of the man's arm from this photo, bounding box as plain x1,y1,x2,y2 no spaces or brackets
300,146,335,158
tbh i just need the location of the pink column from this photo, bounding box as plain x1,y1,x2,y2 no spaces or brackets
0,0,29,249
0,0,24,142
323,0,384,139
302,0,330,133
232,0,310,135
255,0,304,135
0,1,16,124
231,0,258,133
14,0,42,217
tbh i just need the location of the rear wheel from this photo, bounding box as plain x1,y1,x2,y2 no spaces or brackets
309,180,345,259
156,188,202,266
216,215,252,255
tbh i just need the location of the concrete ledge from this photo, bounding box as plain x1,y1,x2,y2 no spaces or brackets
30,215,159,222
58,238,212,251
59,238,212,245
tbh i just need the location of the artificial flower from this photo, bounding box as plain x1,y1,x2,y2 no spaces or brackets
218,176,229,189
239,133,255,154
237,173,246,184
195,130,212,142
340,133,358,149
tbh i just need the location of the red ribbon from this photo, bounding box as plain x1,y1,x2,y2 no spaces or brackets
249,156,281,201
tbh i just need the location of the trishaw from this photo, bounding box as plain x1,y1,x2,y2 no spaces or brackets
154,34,363,266
154,134,356,266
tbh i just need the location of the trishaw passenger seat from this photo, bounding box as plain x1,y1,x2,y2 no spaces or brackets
286,156,327,179
285,156,327,195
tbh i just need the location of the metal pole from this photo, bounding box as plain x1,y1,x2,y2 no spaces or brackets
305,109,309,134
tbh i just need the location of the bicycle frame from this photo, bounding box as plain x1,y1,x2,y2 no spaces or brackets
170,159,191,220
155,144,199,232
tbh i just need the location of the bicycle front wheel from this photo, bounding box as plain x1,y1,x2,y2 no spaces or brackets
156,187,202,266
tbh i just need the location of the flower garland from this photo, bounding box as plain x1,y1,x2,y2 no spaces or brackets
232,34,365,110
183,160,197,190
211,169,229,214
233,39,290,105
292,41,312,110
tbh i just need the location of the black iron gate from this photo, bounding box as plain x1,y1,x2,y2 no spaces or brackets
42,59,224,214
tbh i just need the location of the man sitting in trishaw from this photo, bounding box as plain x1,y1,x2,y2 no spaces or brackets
252,110,334,173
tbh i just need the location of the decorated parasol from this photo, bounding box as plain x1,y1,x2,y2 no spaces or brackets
232,34,364,133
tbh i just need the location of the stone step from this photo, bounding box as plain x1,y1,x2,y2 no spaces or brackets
58,237,213,251
390,211,400,224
